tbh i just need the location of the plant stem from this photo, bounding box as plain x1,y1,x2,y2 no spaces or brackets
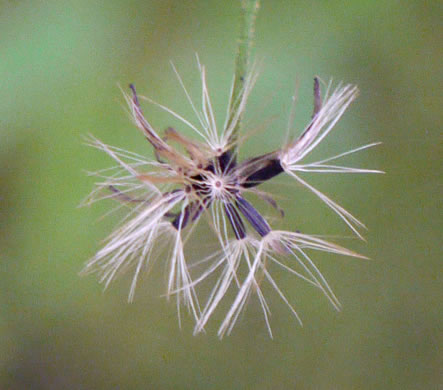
227,0,260,158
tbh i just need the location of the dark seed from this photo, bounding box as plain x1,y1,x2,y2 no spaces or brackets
236,196,271,237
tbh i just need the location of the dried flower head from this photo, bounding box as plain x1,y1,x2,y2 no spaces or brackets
83,60,381,337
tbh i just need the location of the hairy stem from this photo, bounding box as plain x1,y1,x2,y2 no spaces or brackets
226,0,260,157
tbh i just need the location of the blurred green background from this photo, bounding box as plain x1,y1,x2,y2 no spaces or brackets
1,0,441,388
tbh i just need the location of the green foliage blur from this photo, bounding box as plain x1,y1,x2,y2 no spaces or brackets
1,0,441,388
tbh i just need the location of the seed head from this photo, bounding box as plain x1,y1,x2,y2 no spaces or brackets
83,61,381,337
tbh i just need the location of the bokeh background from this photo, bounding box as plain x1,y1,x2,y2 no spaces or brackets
1,0,441,388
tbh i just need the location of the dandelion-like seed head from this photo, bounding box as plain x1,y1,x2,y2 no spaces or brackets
83,60,381,337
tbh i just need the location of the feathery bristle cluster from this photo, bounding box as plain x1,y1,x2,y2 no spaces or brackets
83,60,381,337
